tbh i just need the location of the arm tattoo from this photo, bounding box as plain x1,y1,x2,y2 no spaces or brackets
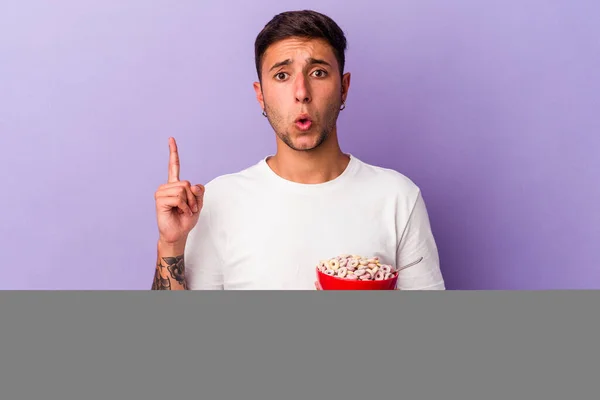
151,255,188,290
163,256,187,287
152,269,171,290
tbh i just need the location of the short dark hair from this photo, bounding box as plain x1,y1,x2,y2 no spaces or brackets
254,10,347,82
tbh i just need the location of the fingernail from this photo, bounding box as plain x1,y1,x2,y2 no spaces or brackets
193,204,198,212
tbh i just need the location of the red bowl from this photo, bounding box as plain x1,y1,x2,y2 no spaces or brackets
316,267,398,290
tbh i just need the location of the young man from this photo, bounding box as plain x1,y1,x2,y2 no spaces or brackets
152,10,445,290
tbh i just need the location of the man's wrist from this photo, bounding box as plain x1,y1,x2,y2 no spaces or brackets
158,238,187,255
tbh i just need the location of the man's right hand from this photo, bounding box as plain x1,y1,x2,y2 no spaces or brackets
154,137,205,247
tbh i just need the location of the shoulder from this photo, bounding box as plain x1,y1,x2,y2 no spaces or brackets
353,157,422,201
201,160,266,205
209,159,264,186
191,161,266,235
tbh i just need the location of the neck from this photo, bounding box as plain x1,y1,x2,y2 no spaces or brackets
266,128,350,184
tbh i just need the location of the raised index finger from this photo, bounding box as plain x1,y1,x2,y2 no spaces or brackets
168,137,180,183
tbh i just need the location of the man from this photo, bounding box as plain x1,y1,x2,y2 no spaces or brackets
151,10,445,290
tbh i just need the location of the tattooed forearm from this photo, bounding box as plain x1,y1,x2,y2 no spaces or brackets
163,256,187,287
152,268,171,290
151,254,188,290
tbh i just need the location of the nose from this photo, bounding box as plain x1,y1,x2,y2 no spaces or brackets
294,74,311,104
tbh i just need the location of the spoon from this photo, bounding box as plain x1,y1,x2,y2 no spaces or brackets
395,257,424,273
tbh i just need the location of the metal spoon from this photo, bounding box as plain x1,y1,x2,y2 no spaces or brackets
396,256,424,272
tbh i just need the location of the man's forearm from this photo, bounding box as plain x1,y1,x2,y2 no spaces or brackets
151,240,188,290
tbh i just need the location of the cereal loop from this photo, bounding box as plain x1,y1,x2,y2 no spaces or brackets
329,259,340,270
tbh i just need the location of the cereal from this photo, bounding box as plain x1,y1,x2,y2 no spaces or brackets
329,259,340,270
354,269,366,276
317,254,400,282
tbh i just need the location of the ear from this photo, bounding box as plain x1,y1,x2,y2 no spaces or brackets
253,81,265,111
341,72,351,103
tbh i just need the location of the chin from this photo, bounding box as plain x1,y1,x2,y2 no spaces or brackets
278,126,327,151
295,144,319,151
292,136,325,151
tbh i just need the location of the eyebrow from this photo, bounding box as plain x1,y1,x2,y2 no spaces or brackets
306,57,331,67
269,57,332,71
269,59,292,71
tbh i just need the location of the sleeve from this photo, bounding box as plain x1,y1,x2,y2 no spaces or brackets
184,203,225,290
395,190,445,290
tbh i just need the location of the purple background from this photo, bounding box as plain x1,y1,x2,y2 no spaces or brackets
1,1,598,289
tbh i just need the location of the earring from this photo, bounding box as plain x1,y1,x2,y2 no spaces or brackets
262,110,267,117
340,102,346,111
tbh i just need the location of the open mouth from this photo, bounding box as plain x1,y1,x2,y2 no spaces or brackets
295,115,313,131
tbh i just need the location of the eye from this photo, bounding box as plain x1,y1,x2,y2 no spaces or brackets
312,69,328,78
274,72,289,81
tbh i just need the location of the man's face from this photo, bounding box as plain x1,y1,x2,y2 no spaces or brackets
254,37,351,152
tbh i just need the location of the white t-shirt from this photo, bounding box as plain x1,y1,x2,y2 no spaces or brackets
185,154,445,290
